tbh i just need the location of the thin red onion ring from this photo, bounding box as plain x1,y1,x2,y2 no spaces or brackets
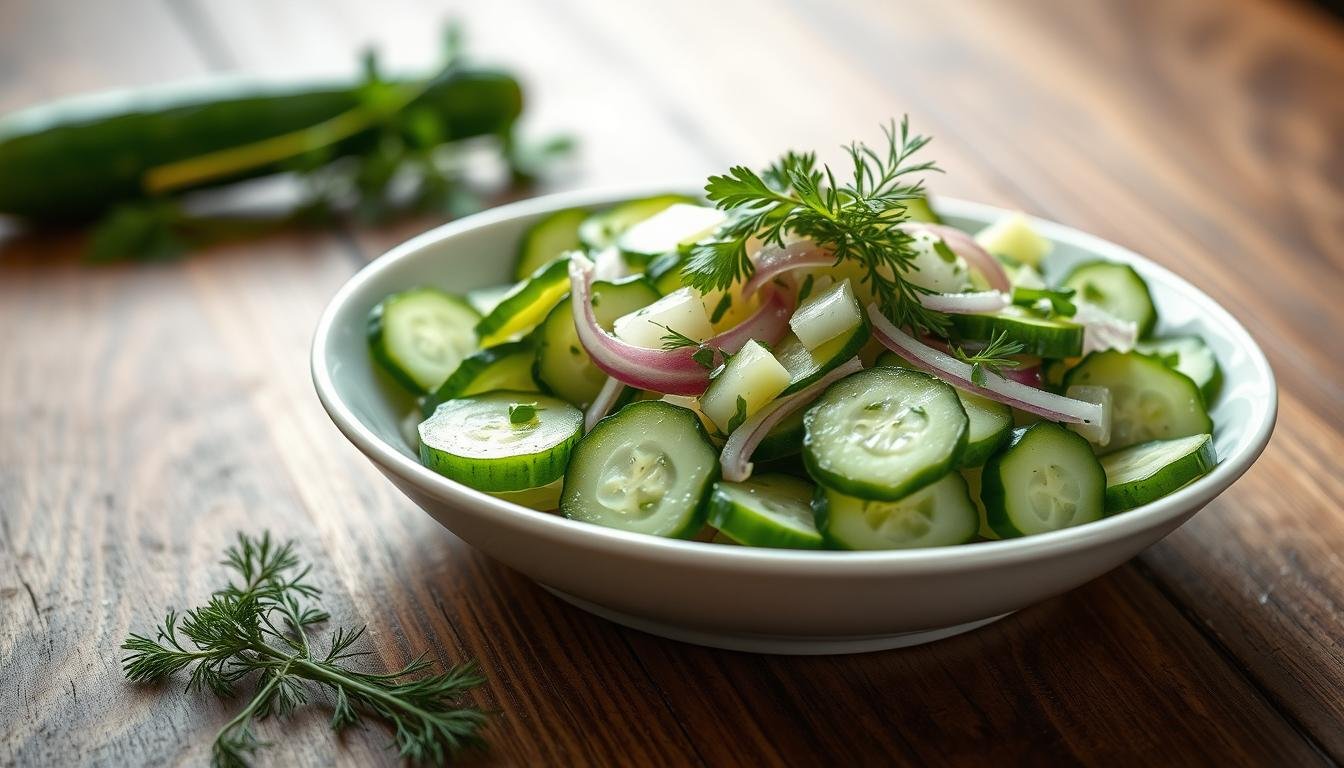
584,376,627,432
720,357,864,482
918,290,1010,314
568,254,795,396
898,222,1010,292
866,304,1104,425
742,241,834,297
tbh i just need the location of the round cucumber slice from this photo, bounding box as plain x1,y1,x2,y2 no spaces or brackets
957,390,1013,468
1064,350,1212,452
949,306,1084,358
981,422,1105,538
774,322,870,396
1063,261,1157,337
535,276,661,407
489,478,564,511
560,400,719,538
1135,335,1222,404
814,473,979,550
515,207,588,281
475,257,571,347
419,391,582,492
803,367,968,501
708,475,824,549
1100,433,1216,514
421,340,540,417
368,287,480,394
578,194,699,251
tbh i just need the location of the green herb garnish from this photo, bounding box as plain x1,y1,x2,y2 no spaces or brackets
656,323,723,371
953,330,1026,386
509,402,539,423
681,118,946,336
1012,286,1077,317
121,533,487,767
725,395,750,433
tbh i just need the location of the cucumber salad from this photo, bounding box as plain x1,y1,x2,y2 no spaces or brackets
369,121,1220,550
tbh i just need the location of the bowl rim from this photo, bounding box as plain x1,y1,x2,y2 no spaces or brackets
311,186,1278,575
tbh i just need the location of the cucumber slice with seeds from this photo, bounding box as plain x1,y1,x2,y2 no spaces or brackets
803,367,968,501
561,400,719,538
981,422,1105,538
1063,261,1157,337
578,194,699,251
949,305,1084,358
515,208,588,281
368,287,480,394
708,474,824,549
535,276,661,407
419,391,582,492
815,473,979,550
1135,335,1222,404
422,341,539,417
1064,350,1212,452
1101,434,1216,513
475,257,571,347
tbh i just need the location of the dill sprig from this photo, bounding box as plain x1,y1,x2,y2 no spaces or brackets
952,330,1027,386
121,532,487,768
656,323,722,371
681,118,947,336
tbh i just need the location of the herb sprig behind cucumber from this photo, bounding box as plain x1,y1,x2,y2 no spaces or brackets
121,532,487,767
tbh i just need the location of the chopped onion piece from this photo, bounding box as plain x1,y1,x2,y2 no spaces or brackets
866,304,1104,425
1075,302,1139,354
720,357,864,482
790,278,861,349
1065,385,1112,447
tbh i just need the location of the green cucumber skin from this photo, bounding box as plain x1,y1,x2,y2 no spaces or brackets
0,69,523,221
1103,436,1217,514
707,477,825,550
369,298,427,395
418,391,581,492
981,423,1105,538
1063,350,1213,452
421,340,539,417
474,256,571,341
1063,261,1158,337
515,207,589,282
812,475,979,550
778,323,871,396
949,312,1084,358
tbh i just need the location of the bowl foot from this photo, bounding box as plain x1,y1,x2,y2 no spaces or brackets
539,585,1012,655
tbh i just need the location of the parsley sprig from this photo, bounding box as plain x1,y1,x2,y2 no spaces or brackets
121,532,487,767
681,118,947,336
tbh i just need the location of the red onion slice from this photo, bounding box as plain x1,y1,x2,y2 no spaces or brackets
898,222,1010,292
720,357,864,482
584,376,627,432
866,304,1104,425
742,241,834,297
918,290,1010,314
569,254,795,396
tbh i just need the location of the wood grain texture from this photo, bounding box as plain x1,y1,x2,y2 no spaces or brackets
2,0,1342,765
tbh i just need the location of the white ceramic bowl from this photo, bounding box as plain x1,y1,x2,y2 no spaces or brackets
312,188,1277,654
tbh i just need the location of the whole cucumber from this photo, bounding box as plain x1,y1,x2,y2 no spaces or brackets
0,68,523,221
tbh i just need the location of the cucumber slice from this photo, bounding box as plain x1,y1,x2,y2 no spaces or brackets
515,207,588,281
981,422,1106,538
753,406,805,461
699,340,791,433
616,203,725,266
803,367,968,501
1063,261,1157,337
645,250,687,295
904,195,942,224
465,284,516,316
708,474,824,549
560,400,719,538
957,391,1013,468
475,257,571,347
368,287,480,394
1101,434,1216,513
535,276,661,407
489,478,564,511
422,341,539,417
974,212,1051,267
1064,350,1212,452
1135,335,1222,404
960,467,997,540
949,306,1084,358
419,391,582,492
789,278,862,350
578,193,699,251
815,473,978,549
774,323,870,396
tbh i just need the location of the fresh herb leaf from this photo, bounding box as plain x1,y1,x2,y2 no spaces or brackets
1012,286,1077,317
509,402,539,424
709,293,733,324
656,324,701,350
656,324,723,372
796,273,816,304
121,532,487,767
691,346,718,371
952,330,1026,385
682,118,947,335
725,395,749,434
932,239,958,264
1082,283,1106,303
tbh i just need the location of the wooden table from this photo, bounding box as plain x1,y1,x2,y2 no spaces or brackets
3,0,1342,764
